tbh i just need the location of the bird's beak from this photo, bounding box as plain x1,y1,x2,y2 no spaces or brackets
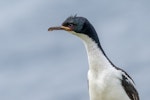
48,26,72,31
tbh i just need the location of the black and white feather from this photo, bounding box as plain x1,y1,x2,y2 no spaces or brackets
121,71,139,100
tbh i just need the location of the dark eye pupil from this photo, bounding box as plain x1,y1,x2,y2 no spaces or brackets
68,24,73,27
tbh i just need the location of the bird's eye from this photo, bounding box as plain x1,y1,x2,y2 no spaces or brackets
68,23,74,27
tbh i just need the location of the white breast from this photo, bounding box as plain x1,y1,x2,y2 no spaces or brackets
88,68,130,100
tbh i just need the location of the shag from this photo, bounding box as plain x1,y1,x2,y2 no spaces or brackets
48,16,139,100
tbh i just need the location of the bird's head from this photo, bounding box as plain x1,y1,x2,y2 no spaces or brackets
61,16,89,33
49,16,96,36
48,16,88,33
48,16,100,45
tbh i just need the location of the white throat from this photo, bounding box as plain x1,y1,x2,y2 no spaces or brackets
71,32,113,76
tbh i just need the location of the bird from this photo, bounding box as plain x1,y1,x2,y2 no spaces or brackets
48,15,140,100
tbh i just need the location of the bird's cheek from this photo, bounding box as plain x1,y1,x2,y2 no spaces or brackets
68,26,75,31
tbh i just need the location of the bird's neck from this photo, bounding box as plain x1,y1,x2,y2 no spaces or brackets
76,33,113,76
